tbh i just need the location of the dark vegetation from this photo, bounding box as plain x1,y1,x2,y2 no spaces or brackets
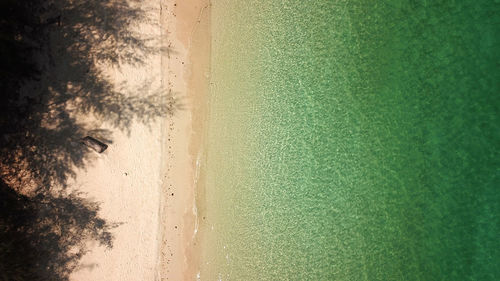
0,0,173,279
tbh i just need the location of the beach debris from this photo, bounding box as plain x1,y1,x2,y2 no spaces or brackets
81,136,108,153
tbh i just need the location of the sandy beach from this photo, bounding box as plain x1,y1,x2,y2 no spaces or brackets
4,0,498,280
0,0,207,279
59,0,211,280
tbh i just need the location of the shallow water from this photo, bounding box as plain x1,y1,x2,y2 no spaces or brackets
199,1,499,280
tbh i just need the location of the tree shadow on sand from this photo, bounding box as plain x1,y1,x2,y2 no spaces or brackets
0,179,121,281
1,0,180,192
1,0,177,279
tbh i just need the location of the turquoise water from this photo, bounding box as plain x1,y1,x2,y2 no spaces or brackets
200,0,499,280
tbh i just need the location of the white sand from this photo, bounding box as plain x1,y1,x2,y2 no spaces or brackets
67,0,210,280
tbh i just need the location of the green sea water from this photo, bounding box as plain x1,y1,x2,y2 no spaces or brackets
199,0,500,280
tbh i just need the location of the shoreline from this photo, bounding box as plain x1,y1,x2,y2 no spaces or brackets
184,2,211,279
158,0,211,280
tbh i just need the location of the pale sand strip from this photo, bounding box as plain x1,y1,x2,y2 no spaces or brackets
68,1,165,280
66,0,210,280
159,1,211,280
